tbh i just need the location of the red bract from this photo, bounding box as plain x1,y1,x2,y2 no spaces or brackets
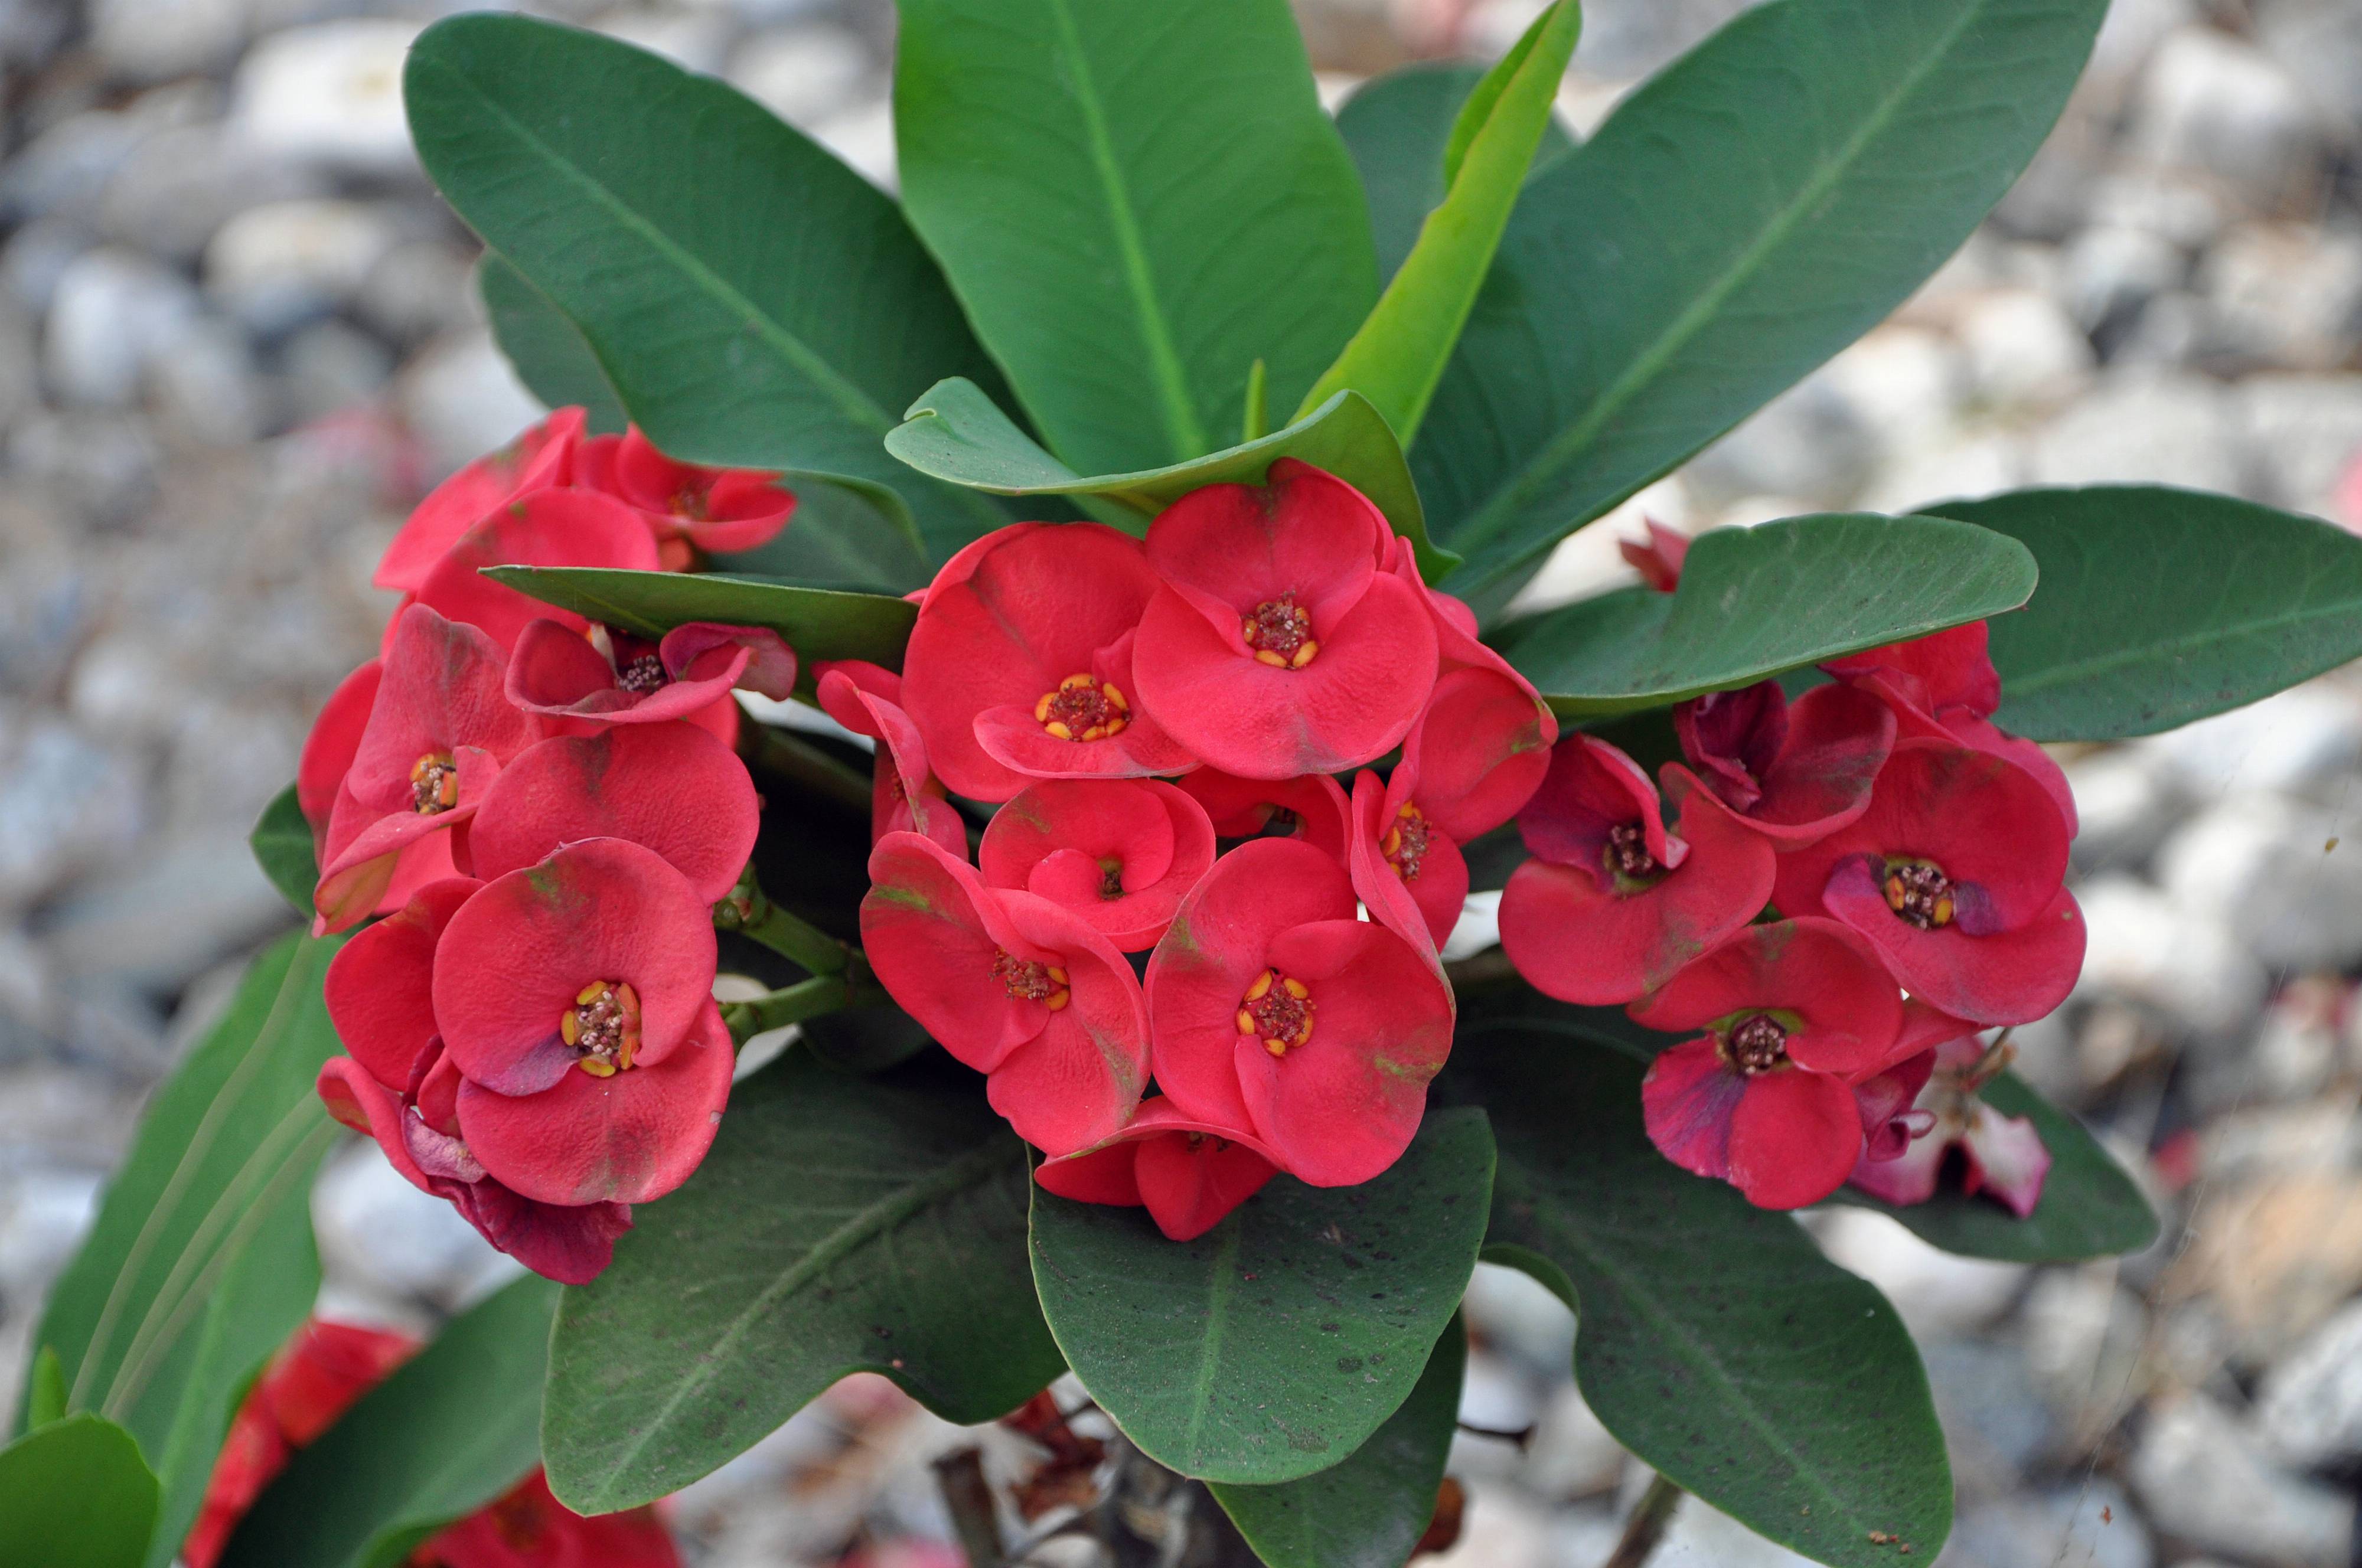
425,1469,682,1568
1849,1032,2052,1216
1133,460,1437,779
1620,520,1689,592
1349,763,1467,959
903,522,1192,801
1175,767,1350,862
324,876,478,1092
1146,838,1453,1187
507,619,795,725
862,831,1148,1154
1632,918,1904,1209
1035,1098,1281,1241
1673,681,1896,845
1773,739,2085,1025
1499,738,1775,1005
412,489,662,652
578,427,796,565
980,779,1215,951
815,661,969,857
297,658,379,833
374,407,585,593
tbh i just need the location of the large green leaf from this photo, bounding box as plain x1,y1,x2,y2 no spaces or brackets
886,378,1456,577
1293,1,1581,447
248,785,315,917
1029,1107,1493,1486
476,251,627,435
542,1053,1062,1513
1923,486,2362,740
1443,1021,1952,1566
1491,512,2036,717
0,1415,159,1568
893,0,1376,475
1209,1315,1466,1568
481,568,916,674
25,934,343,1567
221,1278,558,1568
1418,0,2107,608
404,14,1015,561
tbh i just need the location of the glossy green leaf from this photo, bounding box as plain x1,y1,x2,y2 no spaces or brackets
1209,1315,1466,1568
477,251,627,435
0,1415,159,1568
886,378,1457,578
1492,512,2037,717
481,567,916,673
1293,1,1580,447
1923,486,2362,741
1030,1106,1493,1486
893,0,1376,475
1418,0,2107,607
1443,1021,1952,1566
710,472,935,597
249,784,315,917
25,1348,66,1430
543,1053,1062,1513
404,14,1015,561
25,934,342,1566
221,1277,559,1568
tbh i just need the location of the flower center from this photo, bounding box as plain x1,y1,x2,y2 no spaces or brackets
615,653,669,694
1033,674,1131,741
1242,595,1319,668
1882,858,1956,929
1235,968,1315,1057
1098,858,1125,900
1725,1013,1789,1074
560,980,641,1077
1605,821,1660,880
1382,802,1433,881
993,949,1072,1010
410,752,458,814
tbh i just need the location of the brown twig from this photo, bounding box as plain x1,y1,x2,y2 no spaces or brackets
1601,1474,1684,1568
933,1445,1005,1568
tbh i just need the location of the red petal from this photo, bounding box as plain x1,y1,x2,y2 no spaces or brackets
661,623,797,700
978,888,1149,1155
1135,1129,1277,1240
1627,917,1900,1079
981,779,1214,952
1034,1143,1143,1207
350,606,539,816
1518,734,1675,878
1824,865,2084,1025
1741,682,1895,844
1143,460,1386,638
861,832,1050,1073
1405,667,1555,842
413,488,661,652
1640,1036,1741,1181
323,877,479,1092
374,408,585,593
1825,622,1998,720
1726,1069,1864,1209
1848,1123,1946,1207
1960,1102,2052,1217
298,659,382,829
1175,768,1350,862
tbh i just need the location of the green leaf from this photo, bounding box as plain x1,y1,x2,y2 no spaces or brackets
477,251,627,435
249,784,315,918
1923,485,2362,741
1209,1315,1466,1568
886,378,1457,579
1293,1,1581,447
1831,1074,2159,1264
1029,1106,1493,1486
24,933,342,1566
404,14,1016,561
25,1349,66,1430
1492,512,2037,718
893,0,1376,475
1338,64,1573,285
1443,1021,1952,1566
1418,0,2108,607
220,1278,559,1568
479,568,917,674
713,468,937,597
542,1054,1062,1513
0,1415,160,1568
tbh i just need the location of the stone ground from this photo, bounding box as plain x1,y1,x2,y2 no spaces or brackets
2,0,2361,1562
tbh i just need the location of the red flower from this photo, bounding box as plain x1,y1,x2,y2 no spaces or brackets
1619,519,1689,592
815,660,969,857
979,779,1215,952
412,489,661,654
1849,1029,2052,1217
1133,461,1437,779
861,831,1148,1154
1174,767,1350,863
1673,680,1896,845
506,620,794,726
902,522,1192,802
1348,763,1467,959
324,876,479,1094
421,1469,681,1568
1034,1098,1281,1241
1632,918,1904,1209
374,408,585,594
1773,739,2084,1025
1145,838,1453,1187
1499,737,1774,1005
575,427,795,566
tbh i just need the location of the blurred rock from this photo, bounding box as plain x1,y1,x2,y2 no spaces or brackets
2017,1268,2148,1446
1684,373,1875,511
729,24,873,125
1464,1259,1574,1376
43,246,197,407
2027,369,2239,494
2062,223,2186,339
41,835,289,995
205,198,402,335
1922,1338,2057,1495
0,1168,100,1311
356,239,481,347
148,315,268,447
2131,28,2331,217
1946,1480,2150,1568
95,123,321,266
281,318,395,423
2157,794,2362,974
2195,225,2362,373
2127,1392,2353,1568
1812,1210,2027,1339
2168,1171,2362,1367
593,6,735,72
312,1139,516,1312
90,0,248,81
0,718,143,913
2136,686,2362,798
1647,1493,1826,1567
0,86,219,227
1520,1381,1623,1502
230,21,424,176
396,330,547,476
2255,1298,2362,1471
2064,750,2181,874
2239,374,2362,520
1957,288,2094,408
2073,876,2271,1044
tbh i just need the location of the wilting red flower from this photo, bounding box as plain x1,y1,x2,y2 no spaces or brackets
411,489,662,653
979,779,1215,952
1499,737,1774,1005
902,522,1193,802
1632,918,1904,1209
815,660,968,857
422,1469,681,1568
1146,838,1453,1187
574,427,796,566
1673,680,1896,844
1773,739,2084,1025
862,831,1148,1154
1348,762,1467,958
1619,519,1690,592
1034,1098,1281,1241
506,619,794,726
1175,767,1351,862
1133,461,1437,779
374,407,586,594
1849,1028,2052,1217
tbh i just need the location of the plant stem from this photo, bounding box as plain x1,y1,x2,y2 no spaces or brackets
1602,1475,1684,1568
720,971,876,1042
742,721,874,817
714,865,859,977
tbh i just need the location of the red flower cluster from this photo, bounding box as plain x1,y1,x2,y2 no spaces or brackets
1500,597,2082,1210
186,1317,680,1568
301,410,794,1282
861,462,1557,1236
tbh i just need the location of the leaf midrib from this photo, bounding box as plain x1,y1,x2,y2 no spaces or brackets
1999,589,2362,700
1177,1216,1244,1463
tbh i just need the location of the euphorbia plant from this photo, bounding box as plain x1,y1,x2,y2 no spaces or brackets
20,2,2362,1565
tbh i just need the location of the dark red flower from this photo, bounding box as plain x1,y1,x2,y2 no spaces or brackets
815,660,970,857
1773,739,2084,1025
1133,460,1437,779
1499,737,1775,1005
862,831,1148,1154
506,619,794,726
412,489,662,654
1146,837,1453,1187
1174,767,1350,862
374,408,586,594
1619,520,1689,593
1673,681,1896,845
979,778,1215,952
575,426,795,567
1034,1098,1281,1241
1348,763,1467,959
422,1468,682,1568
1632,918,1903,1209
1849,1029,2051,1216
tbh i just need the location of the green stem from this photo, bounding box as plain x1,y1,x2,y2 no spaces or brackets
714,865,856,976
742,722,874,817
722,971,873,1042
1601,1475,1684,1568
